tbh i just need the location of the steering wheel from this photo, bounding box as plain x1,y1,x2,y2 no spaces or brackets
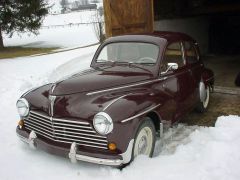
137,57,156,64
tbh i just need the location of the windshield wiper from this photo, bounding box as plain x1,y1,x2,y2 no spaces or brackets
97,59,115,63
115,61,153,74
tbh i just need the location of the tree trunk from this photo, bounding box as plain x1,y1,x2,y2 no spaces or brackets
0,27,4,48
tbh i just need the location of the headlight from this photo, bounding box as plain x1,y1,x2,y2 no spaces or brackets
93,112,113,135
16,98,29,117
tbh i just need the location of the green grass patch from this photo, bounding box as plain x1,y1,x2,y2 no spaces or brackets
0,46,58,59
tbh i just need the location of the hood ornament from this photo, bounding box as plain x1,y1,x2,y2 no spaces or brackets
51,84,56,94
49,95,56,117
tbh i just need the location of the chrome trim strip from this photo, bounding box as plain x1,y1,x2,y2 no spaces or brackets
56,139,107,149
121,104,161,123
25,119,52,131
55,136,107,146
29,114,51,124
103,94,131,111
52,122,92,129
53,118,89,125
26,123,53,137
27,116,52,127
53,126,96,133
25,126,54,138
54,129,106,139
25,122,53,135
49,95,56,116
54,132,108,142
30,111,50,119
87,79,164,96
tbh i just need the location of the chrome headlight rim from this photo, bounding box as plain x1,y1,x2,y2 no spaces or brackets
16,98,30,117
93,112,113,135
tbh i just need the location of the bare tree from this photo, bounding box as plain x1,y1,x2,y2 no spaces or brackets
92,7,105,43
60,0,69,13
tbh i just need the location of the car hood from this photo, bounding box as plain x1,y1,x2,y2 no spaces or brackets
51,66,153,96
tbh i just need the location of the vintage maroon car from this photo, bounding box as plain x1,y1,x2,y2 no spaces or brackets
16,31,214,166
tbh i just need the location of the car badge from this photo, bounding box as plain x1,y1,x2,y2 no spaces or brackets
49,95,56,117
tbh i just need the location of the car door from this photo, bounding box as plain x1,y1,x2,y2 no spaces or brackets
160,41,195,122
184,41,203,106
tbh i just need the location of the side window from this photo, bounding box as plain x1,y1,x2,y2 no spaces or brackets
161,42,184,71
184,41,198,64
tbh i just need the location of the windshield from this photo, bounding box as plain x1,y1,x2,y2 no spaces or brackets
96,42,159,65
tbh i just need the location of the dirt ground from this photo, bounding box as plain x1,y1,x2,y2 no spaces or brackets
182,92,240,127
203,55,240,88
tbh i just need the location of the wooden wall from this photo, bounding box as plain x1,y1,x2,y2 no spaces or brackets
103,0,154,37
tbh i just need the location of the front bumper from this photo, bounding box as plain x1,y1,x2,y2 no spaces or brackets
16,128,133,166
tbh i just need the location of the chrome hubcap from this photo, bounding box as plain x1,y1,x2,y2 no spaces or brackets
134,127,153,157
203,86,210,108
138,136,147,154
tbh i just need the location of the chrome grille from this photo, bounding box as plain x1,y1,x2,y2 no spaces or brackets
24,111,108,149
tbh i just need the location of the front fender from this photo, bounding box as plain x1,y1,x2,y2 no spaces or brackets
103,91,161,153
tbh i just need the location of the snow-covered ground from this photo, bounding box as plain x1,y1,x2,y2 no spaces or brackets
0,46,240,180
3,10,99,48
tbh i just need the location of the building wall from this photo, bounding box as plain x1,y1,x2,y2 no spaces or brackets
154,17,209,54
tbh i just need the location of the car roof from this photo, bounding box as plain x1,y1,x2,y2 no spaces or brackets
105,31,195,44
152,31,195,42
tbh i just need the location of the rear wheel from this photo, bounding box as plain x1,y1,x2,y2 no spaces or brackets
196,85,210,113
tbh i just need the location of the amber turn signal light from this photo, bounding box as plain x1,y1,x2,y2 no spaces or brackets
18,120,24,129
108,143,117,151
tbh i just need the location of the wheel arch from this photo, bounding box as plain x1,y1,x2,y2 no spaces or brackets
146,111,161,132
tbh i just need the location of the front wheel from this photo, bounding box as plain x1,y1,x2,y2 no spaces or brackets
133,118,156,158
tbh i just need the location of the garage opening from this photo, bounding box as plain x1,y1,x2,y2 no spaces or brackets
153,0,240,88
103,0,240,88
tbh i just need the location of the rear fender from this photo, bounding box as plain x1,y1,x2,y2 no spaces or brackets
202,68,214,90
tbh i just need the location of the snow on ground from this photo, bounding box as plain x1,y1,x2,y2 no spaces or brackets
4,25,97,48
3,10,99,48
0,45,240,180
43,11,96,25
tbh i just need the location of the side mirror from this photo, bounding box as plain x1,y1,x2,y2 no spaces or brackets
161,62,178,74
167,63,178,70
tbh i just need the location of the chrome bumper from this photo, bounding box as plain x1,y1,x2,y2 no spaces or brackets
17,130,134,166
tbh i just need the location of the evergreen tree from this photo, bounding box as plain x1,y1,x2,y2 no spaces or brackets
0,0,49,48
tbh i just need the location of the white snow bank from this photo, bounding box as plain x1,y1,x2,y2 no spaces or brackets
3,25,98,48
121,115,240,180
0,45,239,180
3,10,99,48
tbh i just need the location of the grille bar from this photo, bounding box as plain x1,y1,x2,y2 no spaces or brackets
54,132,108,142
53,122,92,129
25,121,53,135
29,113,52,125
25,125,54,139
25,119,52,131
54,129,106,139
25,111,108,149
53,125,96,133
54,118,89,125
